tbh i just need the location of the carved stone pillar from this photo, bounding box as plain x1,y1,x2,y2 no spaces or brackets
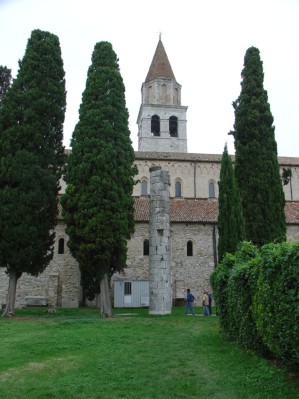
149,165,172,315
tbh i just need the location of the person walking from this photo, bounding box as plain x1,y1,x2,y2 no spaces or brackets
184,288,195,316
202,290,210,316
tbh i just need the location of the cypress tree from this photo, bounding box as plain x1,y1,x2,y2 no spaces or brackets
230,47,285,246
218,144,246,262
0,66,12,106
0,30,66,316
61,42,137,317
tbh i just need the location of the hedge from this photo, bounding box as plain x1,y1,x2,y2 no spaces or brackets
253,242,299,370
211,241,299,371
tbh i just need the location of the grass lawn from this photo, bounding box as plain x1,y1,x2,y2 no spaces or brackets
0,307,298,399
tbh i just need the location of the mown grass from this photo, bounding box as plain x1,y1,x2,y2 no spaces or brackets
0,307,298,399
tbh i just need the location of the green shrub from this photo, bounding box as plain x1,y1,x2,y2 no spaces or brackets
225,242,264,350
253,242,299,370
210,252,235,333
234,241,260,264
212,241,299,371
226,256,265,351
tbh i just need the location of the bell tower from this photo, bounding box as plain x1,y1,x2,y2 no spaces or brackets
137,37,188,153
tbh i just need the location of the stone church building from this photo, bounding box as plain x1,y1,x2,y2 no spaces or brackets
1,39,299,309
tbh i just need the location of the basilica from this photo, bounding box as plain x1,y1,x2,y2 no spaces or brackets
1,38,298,309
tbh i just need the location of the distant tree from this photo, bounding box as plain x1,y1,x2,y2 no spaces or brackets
281,167,292,186
0,66,12,106
0,30,66,316
229,47,286,246
61,41,137,317
281,167,293,200
217,144,246,262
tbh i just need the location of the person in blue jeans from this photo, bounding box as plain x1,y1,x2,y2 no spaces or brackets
185,288,195,316
202,290,210,316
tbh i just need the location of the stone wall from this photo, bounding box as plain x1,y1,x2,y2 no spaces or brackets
112,221,216,307
1,219,297,309
281,166,299,201
287,224,299,242
137,103,188,153
134,158,221,199
0,152,298,309
0,221,80,309
134,155,299,202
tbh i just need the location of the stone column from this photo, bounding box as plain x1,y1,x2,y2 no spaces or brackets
149,165,172,315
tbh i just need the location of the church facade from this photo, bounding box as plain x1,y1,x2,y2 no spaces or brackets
1,39,299,309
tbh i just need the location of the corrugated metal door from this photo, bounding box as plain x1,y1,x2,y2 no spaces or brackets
114,280,149,308
124,281,132,307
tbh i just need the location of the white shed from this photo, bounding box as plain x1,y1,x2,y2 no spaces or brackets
114,280,149,308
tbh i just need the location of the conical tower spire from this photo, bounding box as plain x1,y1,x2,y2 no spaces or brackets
145,38,176,82
137,38,188,153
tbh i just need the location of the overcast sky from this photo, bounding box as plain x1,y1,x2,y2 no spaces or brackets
1,0,298,156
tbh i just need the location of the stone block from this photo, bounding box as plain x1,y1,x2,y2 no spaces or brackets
25,296,47,307
61,299,79,308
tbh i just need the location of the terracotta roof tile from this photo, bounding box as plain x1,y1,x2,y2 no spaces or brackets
135,151,223,163
58,194,299,225
134,198,299,225
134,197,150,221
64,149,299,166
285,202,299,224
145,39,176,83
135,198,218,223
134,151,299,165
171,199,218,222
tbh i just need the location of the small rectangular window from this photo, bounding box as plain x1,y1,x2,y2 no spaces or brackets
187,241,193,256
143,239,149,255
124,282,132,295
58,238,65,254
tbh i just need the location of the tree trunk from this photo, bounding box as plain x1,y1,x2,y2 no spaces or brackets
2,269,19,317
95,293,101,309
99,273,112,318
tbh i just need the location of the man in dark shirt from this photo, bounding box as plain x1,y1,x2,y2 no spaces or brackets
185,288,195,316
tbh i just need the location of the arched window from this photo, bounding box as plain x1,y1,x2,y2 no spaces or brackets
58,238,65,254
151,115,160,136
143,239,149,256
187,241,193,256
169,116,178,137
141,179,148,196
209,182,215,198
175,181,182,198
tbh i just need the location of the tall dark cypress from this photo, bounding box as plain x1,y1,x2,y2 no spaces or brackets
0,66,12,106
230,47,285,246
0,30,66,316
218,144,246,262
61,42,137,317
